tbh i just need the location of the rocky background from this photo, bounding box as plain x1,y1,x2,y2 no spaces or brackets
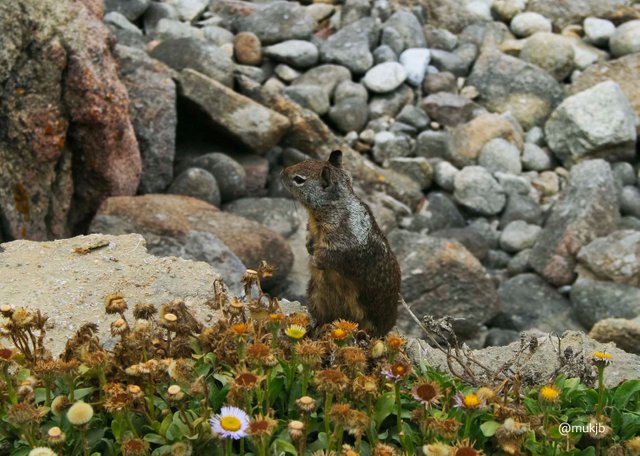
1,0,640,351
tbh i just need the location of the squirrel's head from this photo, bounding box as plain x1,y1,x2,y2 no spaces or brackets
282,150,353,210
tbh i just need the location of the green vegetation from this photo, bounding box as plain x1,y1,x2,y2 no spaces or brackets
0,269,639,456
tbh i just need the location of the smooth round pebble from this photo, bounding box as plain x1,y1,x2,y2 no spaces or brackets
362,62,407,93
510,12,552,38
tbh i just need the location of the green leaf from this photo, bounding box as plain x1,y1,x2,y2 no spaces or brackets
374,392,396,429
151,445,173,456
480,420,501,437
74,387,97,400
144,433,167,445
273,438,297,455
613,379,640,410
159,413,173,437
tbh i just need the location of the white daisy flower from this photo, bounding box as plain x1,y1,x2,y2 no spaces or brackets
210,406,250,439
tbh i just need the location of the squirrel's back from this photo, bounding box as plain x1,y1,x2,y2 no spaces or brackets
282,151,401,336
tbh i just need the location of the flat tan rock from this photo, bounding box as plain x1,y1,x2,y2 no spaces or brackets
0,233,222,356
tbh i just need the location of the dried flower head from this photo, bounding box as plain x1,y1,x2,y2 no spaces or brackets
333,320,359,333
228,297,245,315
105,293,127,315
587,416,612,440
47,426,66,446
538,385,560,403
424,417,461,440
296,396,317,413
287,312,310,328
346,409,369,438
167,358,193,383
352,375,380,401
626,436,640,456
246,343,271,365
329,403,352,427
111,318,129,337
67,400,94,426
0,348,15,364
453,392,485,410
411,379,441,407
315,369,349,395
167,384,185,401
592,351,613,367
382,360,411,382
51,395,69,416
295,340,325,367
28,448,56,456
285,324,307,340
494,418,529,455
341,444,358,456
234,371,261,390
122,437,148,456
133,303,157,320
369,339,386,359
423,443,454,456
288,420,305,440
386,334,405,351
8,402,39,425
476,387,496,403
210,406,250,439
247,414,278,439
372,443,400,456
170,442,193,456
127,384,143,400
229,322,253,337
453,439,485,456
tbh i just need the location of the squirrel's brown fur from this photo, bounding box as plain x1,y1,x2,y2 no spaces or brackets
282,150,401,336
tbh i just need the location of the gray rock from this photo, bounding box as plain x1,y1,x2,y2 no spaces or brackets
415,131,452,159
115,45,177,195
274,64,300,82
363,62,408,93
484,328,520,347
399,48,431,86
177,153,246,203
202,25,234,47
381,26,405,55
609,19,640,58
529,160,620,286
525,126,545,145
494,172,532,196
223,197,302,238
525,0,633,30
466,49,565,130
478,138,522,174
373,45,398,64
167,167,221,207
423,25,459,51
387,157,433,188
283,85,330,116
328,97,369,133
500,193,543,227
234,153,269,196
429,49,469,77
509,12,552,37
409,192,465,232
433,160,459,192
431,226,491,261
306,3,335,23
341,0,371,27
320,17,379,74
235,65,267,84
571,277,640,329
469,217,501,249
454,42,479,73
178,69,290,154
522,143,554,171
520,32,575,81
383,10,426,50
577,230,640,287
421,92,477,127
590,318,640,355
620,186,640,218
372,132,413,162
104,0,150,21
264,40,319,69
612,162,637,187
507,248,532,275
389,229,501,337
234,2,315,45
292,64,351,99
423,71,458,94
164,0,208,21
105,12,142,35
143,3,177,34
334,80,368,104
583,17,616,47
151,18,203,41
368,84,414,118
454,166,507,216
494,273,580,332
149,38,234,87
484,249,512,270
500,220,541,252
620,216,640,231
545,81,637,166
396,105,429,130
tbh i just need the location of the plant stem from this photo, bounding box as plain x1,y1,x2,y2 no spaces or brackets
394,382,407,454
324,392,334,441
224,438,232,456
463,412,472,440
596,365,605,419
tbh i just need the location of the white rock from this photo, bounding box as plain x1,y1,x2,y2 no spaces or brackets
362,62,407,93
610,19,640,58
510,12,552,38
399,48,431,86
583,17,616,47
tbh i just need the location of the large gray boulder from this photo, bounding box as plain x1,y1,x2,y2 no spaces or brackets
233,1,314,45
571,277,640,329
576,230,640,287
529,160,620,286
545,81,637,166
319,17,379,74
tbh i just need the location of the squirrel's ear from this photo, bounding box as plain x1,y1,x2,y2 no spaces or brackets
328,150,342,168
320,166,333,189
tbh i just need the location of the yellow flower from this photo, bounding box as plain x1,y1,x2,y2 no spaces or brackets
592,351,613,367
285,324,306,340
454,392,484,410
539,385,560,403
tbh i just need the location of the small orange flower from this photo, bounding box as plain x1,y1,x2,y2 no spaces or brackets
333,319,359,332
386,334,405,350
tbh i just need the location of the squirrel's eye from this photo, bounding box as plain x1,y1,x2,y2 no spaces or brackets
293,175,306,185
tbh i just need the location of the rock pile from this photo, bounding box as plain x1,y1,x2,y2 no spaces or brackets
1,0,639,349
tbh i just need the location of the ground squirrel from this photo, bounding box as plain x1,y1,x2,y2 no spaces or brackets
282,150,401,336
